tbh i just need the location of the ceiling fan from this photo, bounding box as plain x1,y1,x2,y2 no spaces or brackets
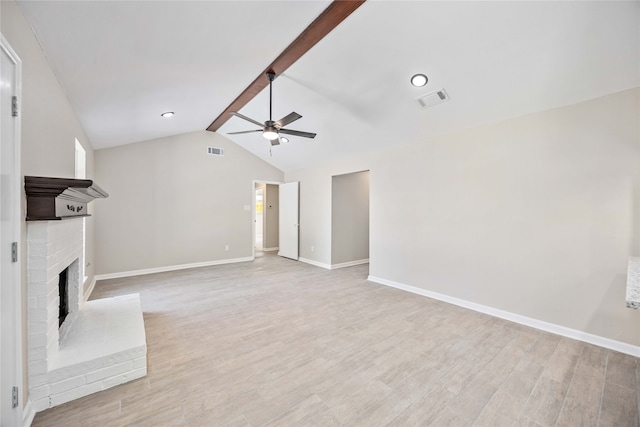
228,71,316,146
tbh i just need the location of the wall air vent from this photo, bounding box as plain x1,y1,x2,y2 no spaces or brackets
207,146,224,156
417,88,450,109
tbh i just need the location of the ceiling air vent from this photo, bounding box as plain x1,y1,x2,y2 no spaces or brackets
417,88,450,109
207,146,224,156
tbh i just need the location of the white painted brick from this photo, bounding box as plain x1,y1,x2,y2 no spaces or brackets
50,375,86,394
27,222,48,239
45,298,59,317
130,366,147,379
28,361,48,376
29,243,48,257
132,357,146,369
37,295,49,308
46,286,57,302
31,397,50,412
29,373,49,388
26,268,48,283
50,381,103,407
47,264,61,279
105,346,146,366
28,335,47,359
48,358,103,383
102,373,130,389
29,321,49,336
102,367,147,389
31,286,49,300
47,335,59,355
86,361,133,384
29,384,50,401
28,345,47,361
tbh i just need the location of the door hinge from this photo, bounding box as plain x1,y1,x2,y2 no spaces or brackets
12,386,18,408
11,96,18,117
11,242,17,263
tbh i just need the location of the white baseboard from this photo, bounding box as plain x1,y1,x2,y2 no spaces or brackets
299,257,332,270
262,247,279,252
23,399,35,427
331,259,369,270
83,277,96,302
95,257,254,281
299,257,370,270
368,275,640,357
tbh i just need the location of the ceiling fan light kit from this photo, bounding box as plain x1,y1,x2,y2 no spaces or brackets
263,124,279,140
228,71,316,148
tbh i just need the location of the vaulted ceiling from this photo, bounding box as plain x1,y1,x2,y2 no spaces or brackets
17,1,640,172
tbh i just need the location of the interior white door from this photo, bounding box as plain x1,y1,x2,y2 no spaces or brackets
1,36,21,426
278,182,299,260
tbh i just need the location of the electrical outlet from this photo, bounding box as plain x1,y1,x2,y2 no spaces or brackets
311,245,314,252
225,244,229,251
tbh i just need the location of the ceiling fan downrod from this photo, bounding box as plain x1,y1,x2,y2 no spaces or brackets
267,71,275,122
261,71,278,140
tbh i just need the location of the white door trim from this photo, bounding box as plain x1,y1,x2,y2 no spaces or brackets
0,33,24,426
251,180,283,259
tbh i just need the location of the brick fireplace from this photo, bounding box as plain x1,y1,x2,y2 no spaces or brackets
26,177,146,411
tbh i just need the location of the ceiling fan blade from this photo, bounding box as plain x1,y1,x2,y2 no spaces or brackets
275,112,302,128
279,128,317,139
229,112,265,128
227,129,263,135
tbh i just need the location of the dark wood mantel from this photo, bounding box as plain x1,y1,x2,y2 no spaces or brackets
25,176,109,221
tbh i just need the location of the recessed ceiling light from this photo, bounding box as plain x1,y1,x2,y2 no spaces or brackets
410,74,428,87
161,111,174,118
280,137,289,143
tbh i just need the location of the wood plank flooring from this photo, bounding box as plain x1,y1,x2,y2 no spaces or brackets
32,252,639,426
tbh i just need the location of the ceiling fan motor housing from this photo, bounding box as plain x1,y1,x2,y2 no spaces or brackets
227,69,316,143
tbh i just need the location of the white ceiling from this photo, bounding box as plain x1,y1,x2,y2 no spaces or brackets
18,1,640,172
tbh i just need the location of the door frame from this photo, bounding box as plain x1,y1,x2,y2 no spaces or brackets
0,33,24,426
251,180,283,260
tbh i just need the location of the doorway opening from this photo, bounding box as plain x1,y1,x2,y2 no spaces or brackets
255,186,264,252
331,170,370,270
253,181,281,259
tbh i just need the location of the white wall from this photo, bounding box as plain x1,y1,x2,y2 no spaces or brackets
331,171,369,265
1,0,97,406
94,130,284,275
287,87,640,347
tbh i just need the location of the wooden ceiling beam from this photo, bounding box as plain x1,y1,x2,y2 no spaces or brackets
206,0,366,132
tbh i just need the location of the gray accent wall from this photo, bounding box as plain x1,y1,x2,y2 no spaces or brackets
94,130,284,275
331,171,369,265
287,87,640,347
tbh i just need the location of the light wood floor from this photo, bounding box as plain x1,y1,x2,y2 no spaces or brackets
32,252,639,426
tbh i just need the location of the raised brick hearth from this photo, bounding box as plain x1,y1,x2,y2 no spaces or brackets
27,219,146,411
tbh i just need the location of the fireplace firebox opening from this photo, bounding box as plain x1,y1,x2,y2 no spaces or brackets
58,266,69,327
